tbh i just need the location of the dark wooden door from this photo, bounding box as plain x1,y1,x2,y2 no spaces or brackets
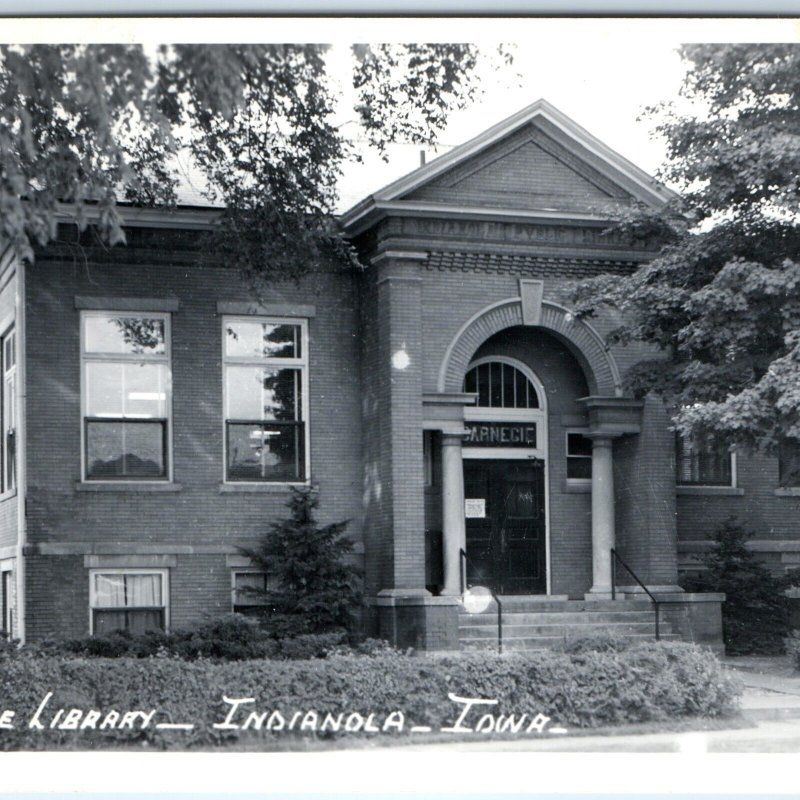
464,459,546,594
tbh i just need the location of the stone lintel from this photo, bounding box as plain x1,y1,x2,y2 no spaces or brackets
578,396,644,437
216,301,317,318
84,554,178,569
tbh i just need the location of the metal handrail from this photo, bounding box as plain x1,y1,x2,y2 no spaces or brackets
611,547,661,641
459,547,503,654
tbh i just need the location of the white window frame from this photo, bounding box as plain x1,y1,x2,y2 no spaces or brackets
675,433,737,488
88,567,169,635
1,325,15,495
778,439,800,488
422,430,434,488
80,311,173,483
463,356,547,461
221,316,310,485
0,567,11,639
565,429,592,484
462,356,551,595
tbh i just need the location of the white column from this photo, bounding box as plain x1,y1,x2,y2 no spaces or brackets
587,436,616,598
441,433,467,596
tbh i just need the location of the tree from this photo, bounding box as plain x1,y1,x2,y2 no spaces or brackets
682,517,800,654
0,43,510,285
237,487,361,636
573,45,800,451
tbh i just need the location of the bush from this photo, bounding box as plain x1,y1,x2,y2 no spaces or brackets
559,633,632,654
0,641,740,750
681,517,800,655
784,631,800,669
37,616,351,662
238,486,363,635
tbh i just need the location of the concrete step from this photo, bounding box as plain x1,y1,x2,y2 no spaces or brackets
461,598,657,614
459,610,656,627
459,621,664,638
460,632,682,652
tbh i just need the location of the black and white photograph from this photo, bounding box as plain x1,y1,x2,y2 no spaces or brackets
1,14,800,782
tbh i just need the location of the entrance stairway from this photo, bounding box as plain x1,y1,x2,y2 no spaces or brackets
458,596,680,652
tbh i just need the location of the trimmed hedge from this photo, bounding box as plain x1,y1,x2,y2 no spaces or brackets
0,641,740,749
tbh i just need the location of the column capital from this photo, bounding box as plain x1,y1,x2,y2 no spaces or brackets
578,396,644,437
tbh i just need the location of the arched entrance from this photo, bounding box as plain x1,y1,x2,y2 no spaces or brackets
461,357,548,594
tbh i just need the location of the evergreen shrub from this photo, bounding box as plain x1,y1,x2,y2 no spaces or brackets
681,517,800,655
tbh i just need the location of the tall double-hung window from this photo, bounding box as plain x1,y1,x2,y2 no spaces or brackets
675,433,734,487
2,327,16,493
223,317,308,483
81,312,171,480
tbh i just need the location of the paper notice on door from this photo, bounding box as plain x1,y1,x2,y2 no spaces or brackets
464,498,486,518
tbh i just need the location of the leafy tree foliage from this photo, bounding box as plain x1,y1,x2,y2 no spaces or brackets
0,43,507,283
237,487,361,636
573,45,800,450
682,517,800,655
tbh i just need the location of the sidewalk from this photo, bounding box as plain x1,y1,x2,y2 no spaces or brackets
723,655,800,720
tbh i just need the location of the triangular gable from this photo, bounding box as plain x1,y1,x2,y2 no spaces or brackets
404,120,631,212
367,99,674,211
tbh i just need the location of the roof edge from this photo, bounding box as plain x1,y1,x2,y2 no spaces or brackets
340,98,675,231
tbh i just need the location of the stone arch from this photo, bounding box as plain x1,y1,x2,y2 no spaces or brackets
438,297,622,396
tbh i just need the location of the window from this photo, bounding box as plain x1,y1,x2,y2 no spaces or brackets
1,328,15,493
232,570,271,616
464,361,539,409
676,434,733,487
0,571,10,639
423,431,433,487
89,570,167,634
223,317,308,483
778,439,800,487
566,432,592,480
81,312,171,480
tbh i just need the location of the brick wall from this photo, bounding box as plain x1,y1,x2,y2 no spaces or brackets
24,227,364,639
614,395,678,585
407,122,633,212
358,258,427,594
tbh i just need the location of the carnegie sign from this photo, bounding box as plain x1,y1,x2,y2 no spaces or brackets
465,422,537,448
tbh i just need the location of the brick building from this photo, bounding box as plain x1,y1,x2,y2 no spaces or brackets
1,99,795,651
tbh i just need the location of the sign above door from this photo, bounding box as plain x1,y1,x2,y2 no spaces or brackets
464,421,537,448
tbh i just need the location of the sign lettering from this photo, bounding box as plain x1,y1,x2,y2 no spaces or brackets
465,422,536,448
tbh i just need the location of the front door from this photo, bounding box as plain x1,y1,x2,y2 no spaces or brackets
464,459,546,594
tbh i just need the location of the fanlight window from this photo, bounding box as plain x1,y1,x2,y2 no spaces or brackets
464,362,539,409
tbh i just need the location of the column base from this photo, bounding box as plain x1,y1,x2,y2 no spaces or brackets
585,588,614,601
369,591,460,652
616,584,683,595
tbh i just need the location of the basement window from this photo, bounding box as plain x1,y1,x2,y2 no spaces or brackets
89,569,168,634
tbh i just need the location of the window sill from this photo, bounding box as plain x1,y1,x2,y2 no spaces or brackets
0,488,17,502
219,483,307,493
75,482,183,493
562,480,591,494
774,487,800,497
677,486,744,497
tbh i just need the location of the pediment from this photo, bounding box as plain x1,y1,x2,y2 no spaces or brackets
403,121,633,213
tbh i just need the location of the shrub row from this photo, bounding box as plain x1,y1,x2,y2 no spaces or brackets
0,641,741,750
32,616,394,661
